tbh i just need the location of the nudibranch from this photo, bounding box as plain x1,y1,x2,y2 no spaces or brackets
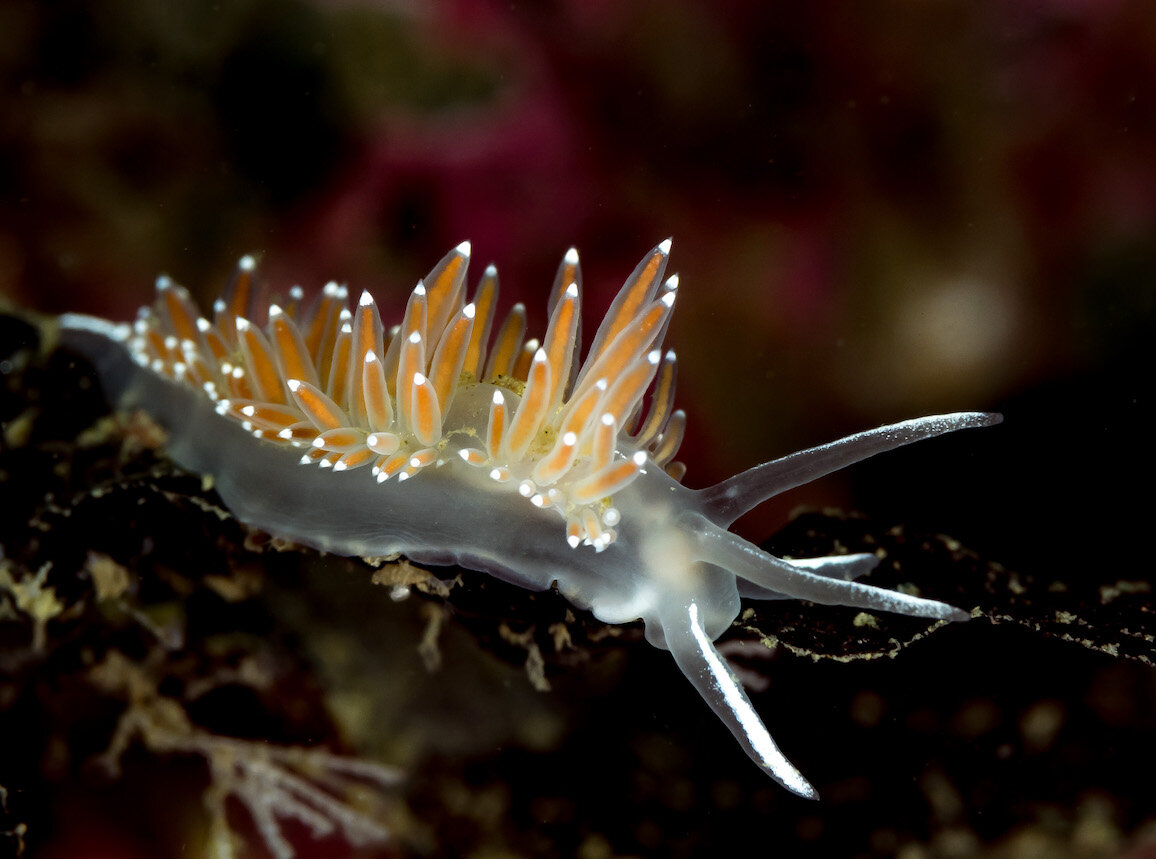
60,240,1000,798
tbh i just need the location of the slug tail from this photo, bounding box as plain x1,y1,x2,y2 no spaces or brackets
58,314,137,397
59,312,131,344
665,601,818,799
698,411,1003,528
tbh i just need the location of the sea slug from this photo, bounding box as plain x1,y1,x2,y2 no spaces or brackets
59,240,1001,798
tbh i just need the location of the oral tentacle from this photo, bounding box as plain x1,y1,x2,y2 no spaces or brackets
695,522,969,621
665,601,818,799
735,552,882,600
697,412,1003,528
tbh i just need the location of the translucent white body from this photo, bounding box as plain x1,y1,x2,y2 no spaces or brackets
62,311,1000,798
